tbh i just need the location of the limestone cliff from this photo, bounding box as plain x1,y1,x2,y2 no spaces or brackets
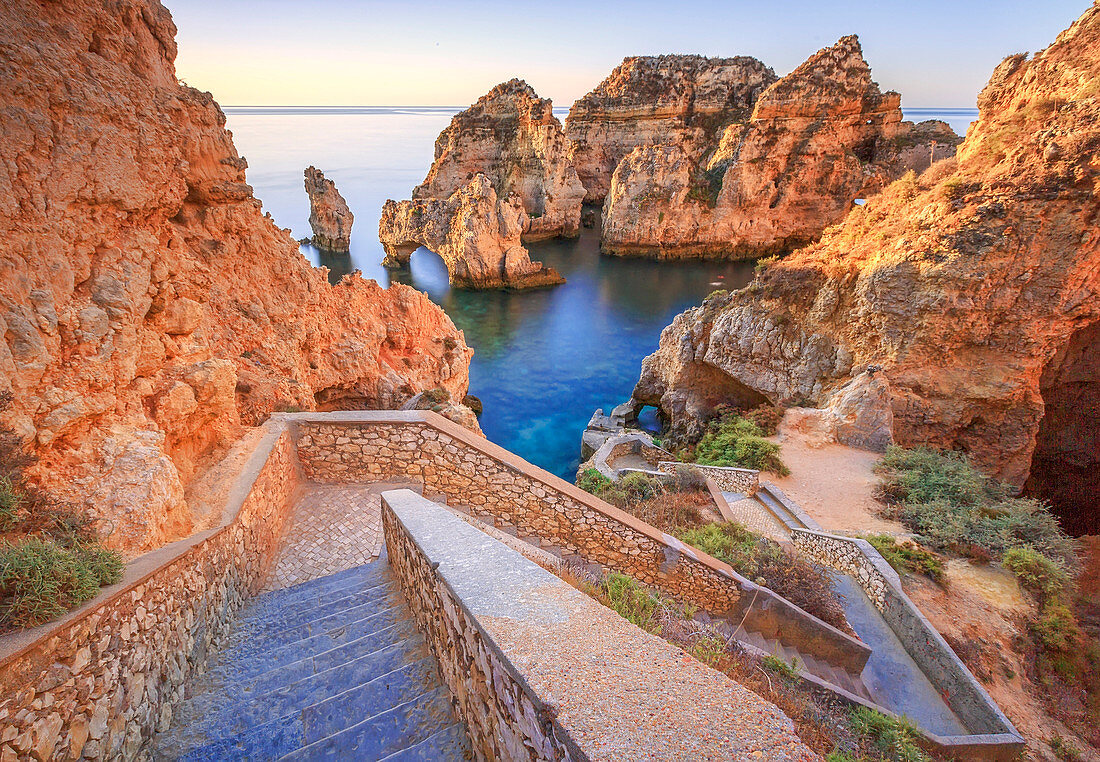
565,55,778,202
0,0,474,554
411,79,586,241
633,6,1100,533
304,166,354,251
600,36,961,259
379,175,564,290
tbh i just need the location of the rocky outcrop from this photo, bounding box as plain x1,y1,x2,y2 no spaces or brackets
565,55,778,202
633,6,1100,532
600,36,961,259
380,175,564,290
0,0,474,555
304,166,353,251
411,79,586,241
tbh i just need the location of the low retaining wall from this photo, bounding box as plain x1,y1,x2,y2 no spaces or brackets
293,412,870,676
792,529,1025,759
0,422,301,761
381,488,818,761
659,461,759,494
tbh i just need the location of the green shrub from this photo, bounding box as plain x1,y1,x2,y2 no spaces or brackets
848,707,930,762
694,415,788,475
601,573,660,632
1003,546,1069,604
876,446,1075,566
864,535,944,583
1030,602,1082,654
761,654,800,679
742,404,784,436
691,634,727,666
620,472,663,502
0,537,122,628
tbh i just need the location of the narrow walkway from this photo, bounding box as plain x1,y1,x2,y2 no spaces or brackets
265,483,394,591
722,491,790,541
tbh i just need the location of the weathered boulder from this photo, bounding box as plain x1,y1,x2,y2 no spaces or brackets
380,174,564,290
565,54,778,202
600,36,961,259
633,7,1100,532
412,79,586,241
0,0,473,554
304,166,354,251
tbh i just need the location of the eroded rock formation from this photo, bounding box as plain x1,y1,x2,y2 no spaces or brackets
304,166,354,251
633,7,1100,531
597,36,961,259
380,175,564,290
411,79,586,241
0,0,474,554
565,55,779,202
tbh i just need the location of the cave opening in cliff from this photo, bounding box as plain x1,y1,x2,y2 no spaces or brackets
1024,322,1100,536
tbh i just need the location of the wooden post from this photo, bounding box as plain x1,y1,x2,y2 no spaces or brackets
930,140,937,169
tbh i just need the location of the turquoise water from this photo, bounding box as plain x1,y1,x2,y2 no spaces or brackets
224,106,975,478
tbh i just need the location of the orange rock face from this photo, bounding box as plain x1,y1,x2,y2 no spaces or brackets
633,7,1100,532
380,175,564,290
565,55,778,202
304,166,354,251
410,79,586,241
598,37,960,259
0,0,473,554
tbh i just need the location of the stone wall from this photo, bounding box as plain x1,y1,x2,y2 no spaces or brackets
382,491,584,761
293,411,870,674
660,461,759,494
792,529,1024,757
0,424,300,761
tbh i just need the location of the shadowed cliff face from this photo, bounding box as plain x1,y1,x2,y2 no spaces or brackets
634,4,1100,531
0,0,473,554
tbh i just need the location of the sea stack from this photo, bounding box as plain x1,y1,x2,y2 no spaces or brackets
380,174,565,290
411,79,586,241
305,165,354,251
585,37,960,259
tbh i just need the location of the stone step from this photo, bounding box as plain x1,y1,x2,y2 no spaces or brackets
251,558,395,609
165,634,431,745
210,602,413,683
169,657,445,760
236,579,401,635
376,722,473,761
281,685,458,761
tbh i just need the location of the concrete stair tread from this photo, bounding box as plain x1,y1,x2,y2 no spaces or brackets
279,685,457,761
255,558,392,604
238,580,401,633
376,722,472,761
168,657,446,760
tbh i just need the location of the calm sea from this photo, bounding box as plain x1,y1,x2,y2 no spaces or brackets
224,106,978,478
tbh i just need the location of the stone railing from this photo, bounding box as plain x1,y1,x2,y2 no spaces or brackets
659,461,759,494
381,488,816,761
0,421,301,761
792,529,1025,759
293,411,870,674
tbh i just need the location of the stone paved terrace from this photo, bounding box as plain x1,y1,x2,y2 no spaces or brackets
264,483,390,591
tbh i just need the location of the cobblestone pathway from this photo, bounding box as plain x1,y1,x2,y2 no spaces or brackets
264,483,394,591
723,493,791,541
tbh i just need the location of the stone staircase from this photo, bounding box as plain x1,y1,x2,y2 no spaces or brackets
437,496,873,703
150,554,470,761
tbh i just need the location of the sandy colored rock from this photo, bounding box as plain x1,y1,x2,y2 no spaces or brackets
304,165,354,251
380,174,564,290
411,79,586,241
0,0,473,555
600,36,961,259
634,8,1100,532
565,54,778,202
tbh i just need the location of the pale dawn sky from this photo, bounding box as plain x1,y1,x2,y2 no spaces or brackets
170,0,1090,109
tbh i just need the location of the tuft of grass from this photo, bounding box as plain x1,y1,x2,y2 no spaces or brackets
848,707,930,762
761,654,800,680
1003,546,1068,605
0,476,22,531
0,537,122,628
863,535,944,583
600,573,660,632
